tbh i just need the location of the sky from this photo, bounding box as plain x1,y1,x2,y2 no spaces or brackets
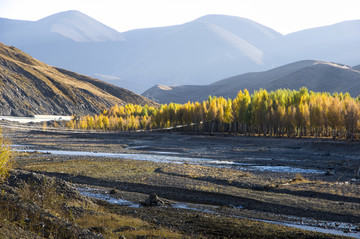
0,0,359,34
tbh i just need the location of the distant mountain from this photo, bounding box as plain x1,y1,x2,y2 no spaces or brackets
354,64,360,71
1,11,360,93
273,20,360,66
0,10,124,44
116,14,282,92
143,60,360,104
0,12,282,93
0,43,154,116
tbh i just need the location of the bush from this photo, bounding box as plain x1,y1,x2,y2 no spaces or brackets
0,129,13,182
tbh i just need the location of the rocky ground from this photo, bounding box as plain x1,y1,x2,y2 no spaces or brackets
1,120,360,238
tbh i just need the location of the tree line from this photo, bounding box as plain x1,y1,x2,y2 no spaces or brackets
67,88,360,140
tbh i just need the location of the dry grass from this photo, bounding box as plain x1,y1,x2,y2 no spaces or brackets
75,212,183,238
23,158,159,183
162,163,252,181
290,173,308,184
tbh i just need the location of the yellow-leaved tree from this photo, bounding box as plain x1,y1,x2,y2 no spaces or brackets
0,128,13,182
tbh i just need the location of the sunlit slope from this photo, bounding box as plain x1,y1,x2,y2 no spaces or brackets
0,43,154,116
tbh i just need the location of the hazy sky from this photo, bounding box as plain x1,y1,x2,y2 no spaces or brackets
0,0,359,34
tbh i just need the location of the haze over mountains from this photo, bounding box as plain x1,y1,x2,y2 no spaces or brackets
0,10,124,44
143,60,360,104
0,42,153,116
1,10,360,94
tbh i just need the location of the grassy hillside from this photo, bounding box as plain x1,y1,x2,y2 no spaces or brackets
0,42,155,116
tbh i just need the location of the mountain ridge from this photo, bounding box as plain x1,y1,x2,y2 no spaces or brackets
0,10,124,44
142,60,360,104
37,10,124,42
1,11,360,93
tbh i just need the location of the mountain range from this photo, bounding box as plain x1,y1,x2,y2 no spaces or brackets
0,42,154,116
1,10,360,93
143,60,360,104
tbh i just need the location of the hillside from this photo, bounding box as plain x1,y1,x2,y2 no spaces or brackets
143,60,360,103
354,64,360,71
273,20,360,66
0,42,154,116
1,11,360,93
0,12,282,93
117,14,282,91
0,10,124,44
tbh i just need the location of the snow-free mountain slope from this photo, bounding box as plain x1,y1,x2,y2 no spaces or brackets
114,14,283,91
0,12,283,93
353,65,360,71
0,42,154,116
274,20,360,66
143,60,360,104
193,15,282,48
37,10,124,42
1,11,360,93
0,10,124,45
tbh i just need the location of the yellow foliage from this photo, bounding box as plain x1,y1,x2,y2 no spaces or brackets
0,130,13,183
66,88,360,139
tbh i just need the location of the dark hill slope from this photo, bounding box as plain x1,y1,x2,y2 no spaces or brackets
0,43,154,116
143,60,360,104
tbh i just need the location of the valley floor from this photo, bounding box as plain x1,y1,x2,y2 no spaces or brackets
1,120,360,238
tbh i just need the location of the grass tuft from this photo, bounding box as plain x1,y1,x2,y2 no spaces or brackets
290,173,308,184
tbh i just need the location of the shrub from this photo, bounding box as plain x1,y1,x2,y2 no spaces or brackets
0,129,13,182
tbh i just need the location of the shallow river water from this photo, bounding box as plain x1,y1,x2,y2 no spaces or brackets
77,187,359,238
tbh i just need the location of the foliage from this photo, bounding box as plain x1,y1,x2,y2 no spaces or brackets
67,88,360,139
0,129,13,182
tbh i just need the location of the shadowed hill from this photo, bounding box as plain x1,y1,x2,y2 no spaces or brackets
143,60,360,104
0,42,155,116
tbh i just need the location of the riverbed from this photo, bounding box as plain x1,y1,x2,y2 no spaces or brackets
4,123,360,238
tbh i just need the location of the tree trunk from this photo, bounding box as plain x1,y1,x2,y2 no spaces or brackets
355,164,360,178
211,121,216,134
